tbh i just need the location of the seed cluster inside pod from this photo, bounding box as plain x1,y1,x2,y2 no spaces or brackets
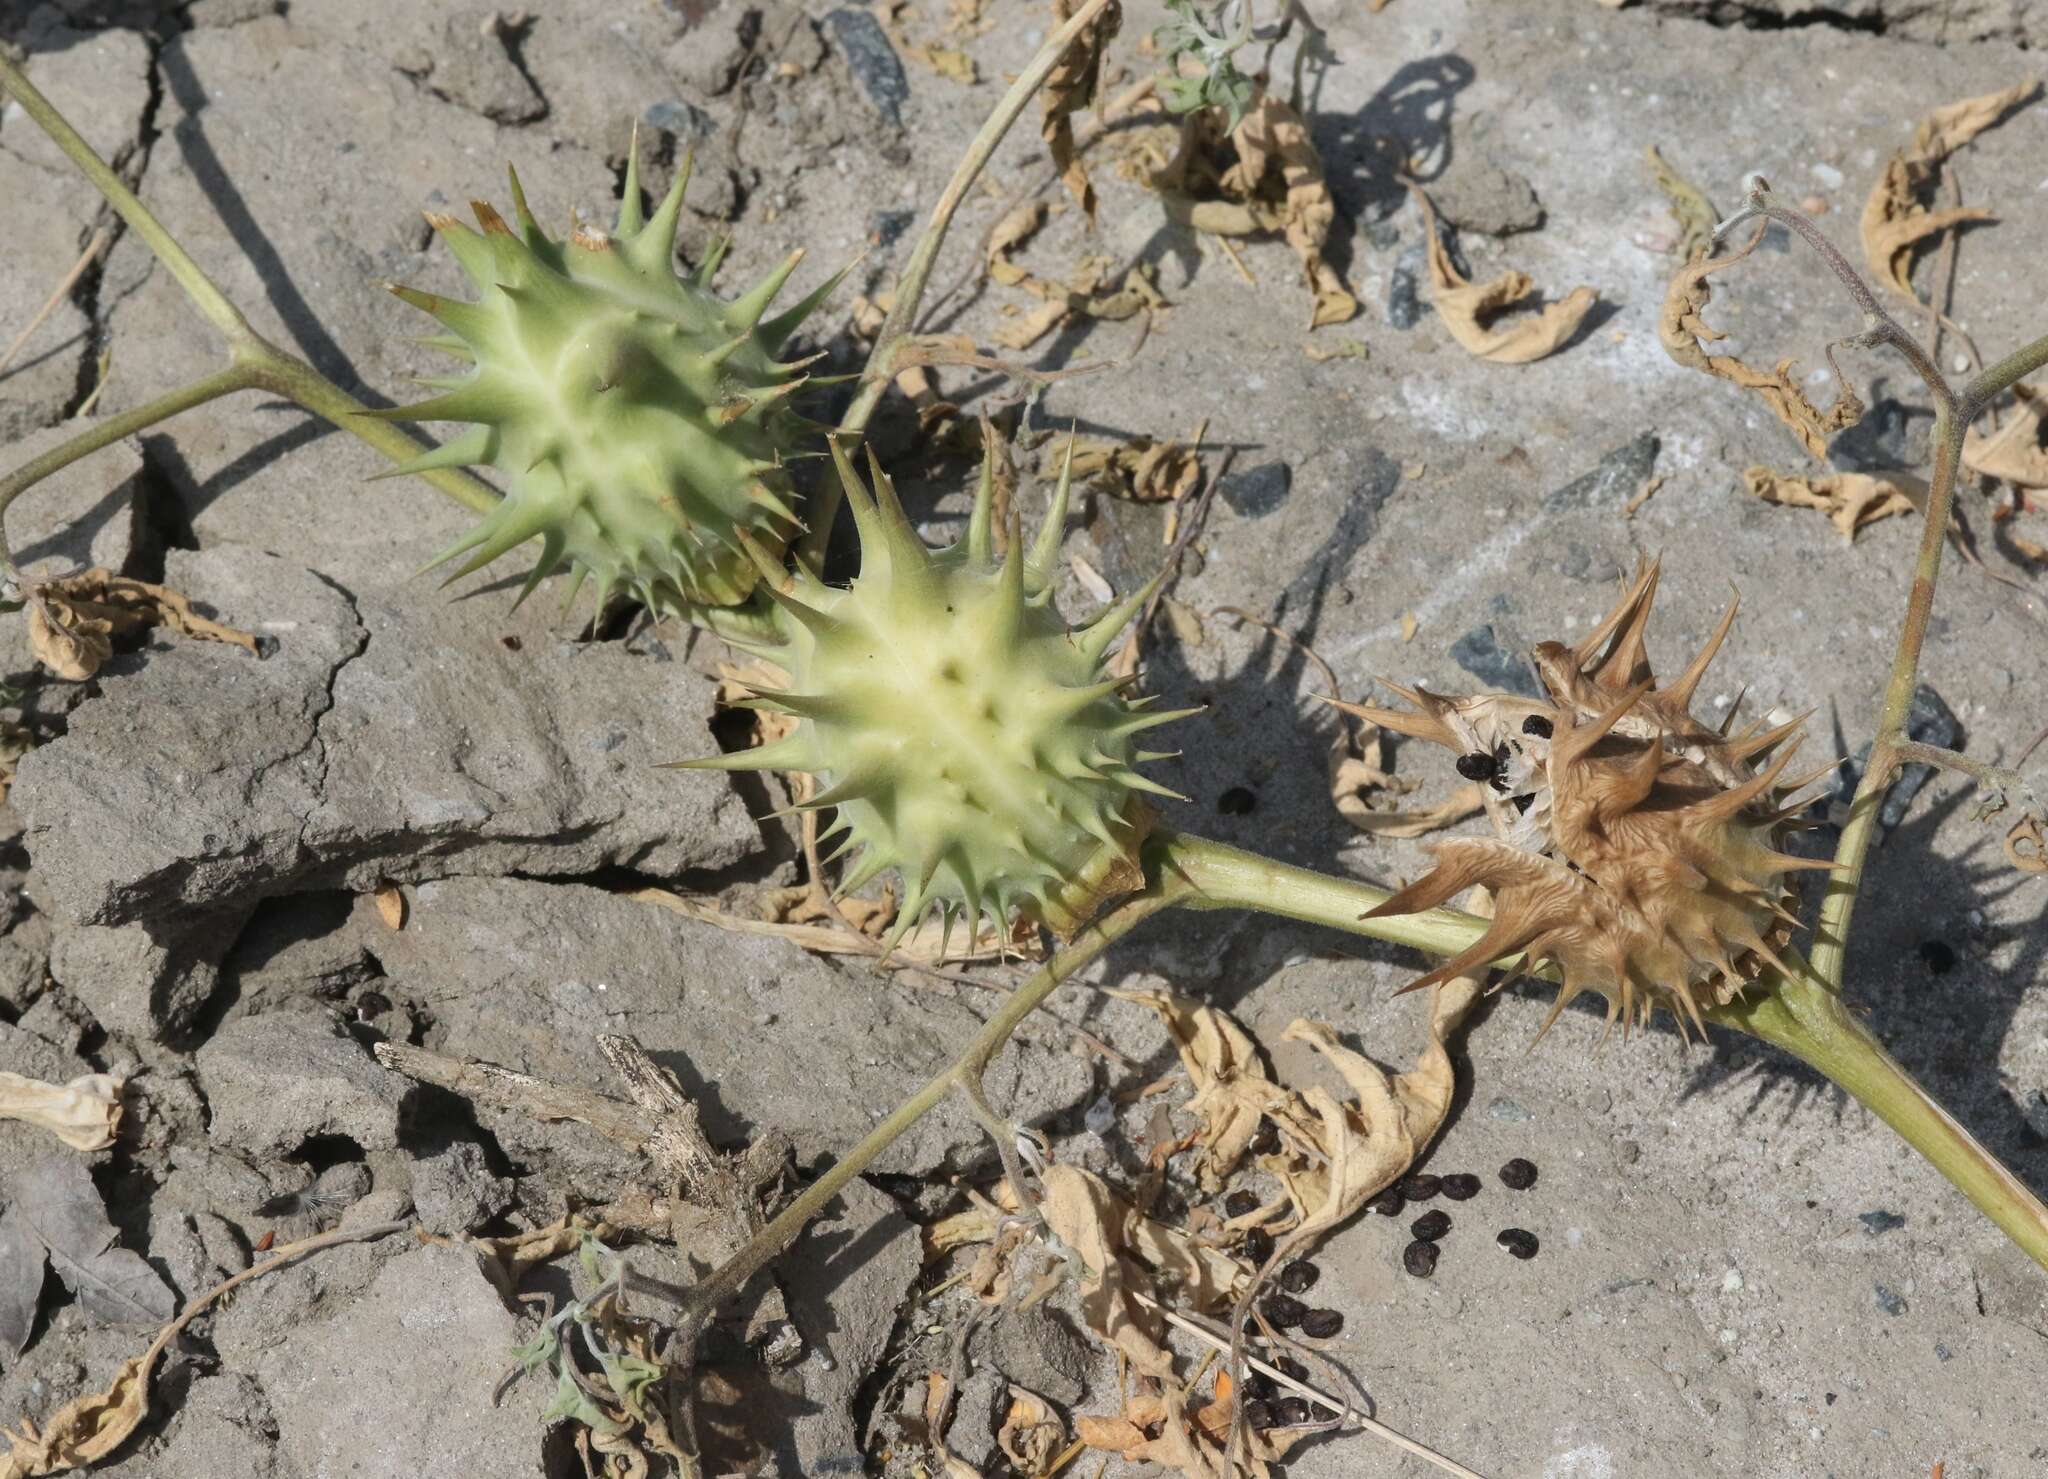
679,440,1194,948
376,151,845,613
1337,560,1835,1039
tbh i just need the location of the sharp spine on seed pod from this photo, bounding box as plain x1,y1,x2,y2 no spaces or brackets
672,436,1196,951
1329,559,1839,1043
370,138,850,612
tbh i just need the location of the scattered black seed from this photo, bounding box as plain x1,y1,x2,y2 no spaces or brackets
1242,1398,1277,1431
1917,939,1957,974
1497,1228,1539,1259
1262,1293,1308,1328
1249,1118,1282,1155
1522,714,1554,738
1243,1370,1275,1401
354,990,392,1017
1512,791,1536,814
1410,1209,1451,1241
1367,1189,1406,1217
1242,1228,1275,1265
1398,1173,1442,1201
1299,1308,1344,1339
1274,1355,1308,1381
1224,1189,1260,1219
1277,1259,1320,1294
1274,1397,1312,1427
1439,1173,1481,1201
1218,785,1258,815
1454,752,1496,782
1402,1239,1440,1278
500,633,523,651
1498,1157,1538,1191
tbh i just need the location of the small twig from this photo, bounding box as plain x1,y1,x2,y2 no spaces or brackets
0,226,108,379
1886,740,2041,815
373,1040,653,1150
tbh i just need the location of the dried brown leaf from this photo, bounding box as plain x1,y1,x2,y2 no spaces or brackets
1660,226,1865,459
25,569,260,681
1042,0,1121,223
1741,465,1920,541
1116,991,1281,1190
1860,82,2036,301
2006,813,2046,874
1964,384,2048,488
0,1074,123,1153
997,1387,1067,1475
1409,183,1596,364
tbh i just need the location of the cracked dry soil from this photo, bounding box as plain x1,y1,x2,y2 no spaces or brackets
2,0,2048,1476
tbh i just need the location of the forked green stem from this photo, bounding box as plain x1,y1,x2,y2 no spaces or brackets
1707,951,2048,1270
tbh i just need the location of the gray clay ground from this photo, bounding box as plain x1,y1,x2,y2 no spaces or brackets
2,0,2048,1476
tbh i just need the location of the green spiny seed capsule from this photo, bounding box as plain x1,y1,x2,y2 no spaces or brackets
677,439,1195,948
370,149,844,611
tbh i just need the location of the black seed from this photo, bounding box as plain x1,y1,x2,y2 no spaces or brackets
1242,1228,1275,1265
1274,1397,1312,1426
1399,1173,1442,1201
1498,1157,1538,1191
1262,1293,1308,1328
1277,1259,1320,1294
1368,1189,1406,1217
1299,1308,1344,1339
500,633,523,652
1521,714,1554,738
1242,1398,1277,1431
1917,939,1957,974
1402,1239,1440,1277
1455,752,1496,782
1249,1118,1282,1155
1243,1370,1275,1401
1497,1228,1539,1259
1512,791,1536,814
1224,1190,1260,1219
1439,1173,1481,1201
1275,1355,1308,1382
1410,1209,1451,1241
355,991,392,1017
1218,785,1258,815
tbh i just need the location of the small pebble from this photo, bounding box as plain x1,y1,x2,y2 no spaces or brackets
1249,1118,1281,1155
1399,1173,1442,1201
1262,1293,1308,1328
1411,1209,1452,1241
1402,1239,1441,1278
1274,1396,1312,1426
1299,1308,1344,1339
1224,1189,1260,1219
1278,1259,1320,1294
1499,1157,1538,1191
1497,1228,1539,1259
1242,1398,1277,1430
1242,1228,1274,1265
1439,1173,1481,1201
1367,1189,1406,1217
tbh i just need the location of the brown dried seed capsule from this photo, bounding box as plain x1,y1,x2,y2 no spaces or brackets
1497,1227,1539,1259
1439,1173,1481,1200
1277,1259,1320,1294
1243,1398,1277,1431
1399,1172,1442,1200
1299,1308,1344,1339
1410,1208,1451,1241
1242,1227,1275,1265
1275,1396,1312,1426
1224,1189,1260,1219
1402,1239,1440,1278
1368,1189,1406,1217
1499,1157,1538,1191
1262,1293,1308,1328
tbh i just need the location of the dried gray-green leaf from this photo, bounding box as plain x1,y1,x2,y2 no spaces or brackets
0,1203,48,1359
15,1156,175,1328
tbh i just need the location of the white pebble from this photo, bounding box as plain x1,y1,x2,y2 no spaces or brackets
1721,1268,1744,1293
1811,163,1845,190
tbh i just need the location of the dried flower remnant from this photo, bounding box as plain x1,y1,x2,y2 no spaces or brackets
1338,559,1836,1039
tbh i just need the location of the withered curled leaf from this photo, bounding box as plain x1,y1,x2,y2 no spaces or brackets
1860,82,2037,302
25,569,260,681
1660,225,1864,459
1964,384,2048,489
0,1354,148,1478
1741,466,1921,542
1408,183,1595,364
1042,0,1121,224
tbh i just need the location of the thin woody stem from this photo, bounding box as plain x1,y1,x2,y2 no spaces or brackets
797,0,1118,573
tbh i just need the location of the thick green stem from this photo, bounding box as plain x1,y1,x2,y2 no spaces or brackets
1707,953,2048,1271
797,0,1118,573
